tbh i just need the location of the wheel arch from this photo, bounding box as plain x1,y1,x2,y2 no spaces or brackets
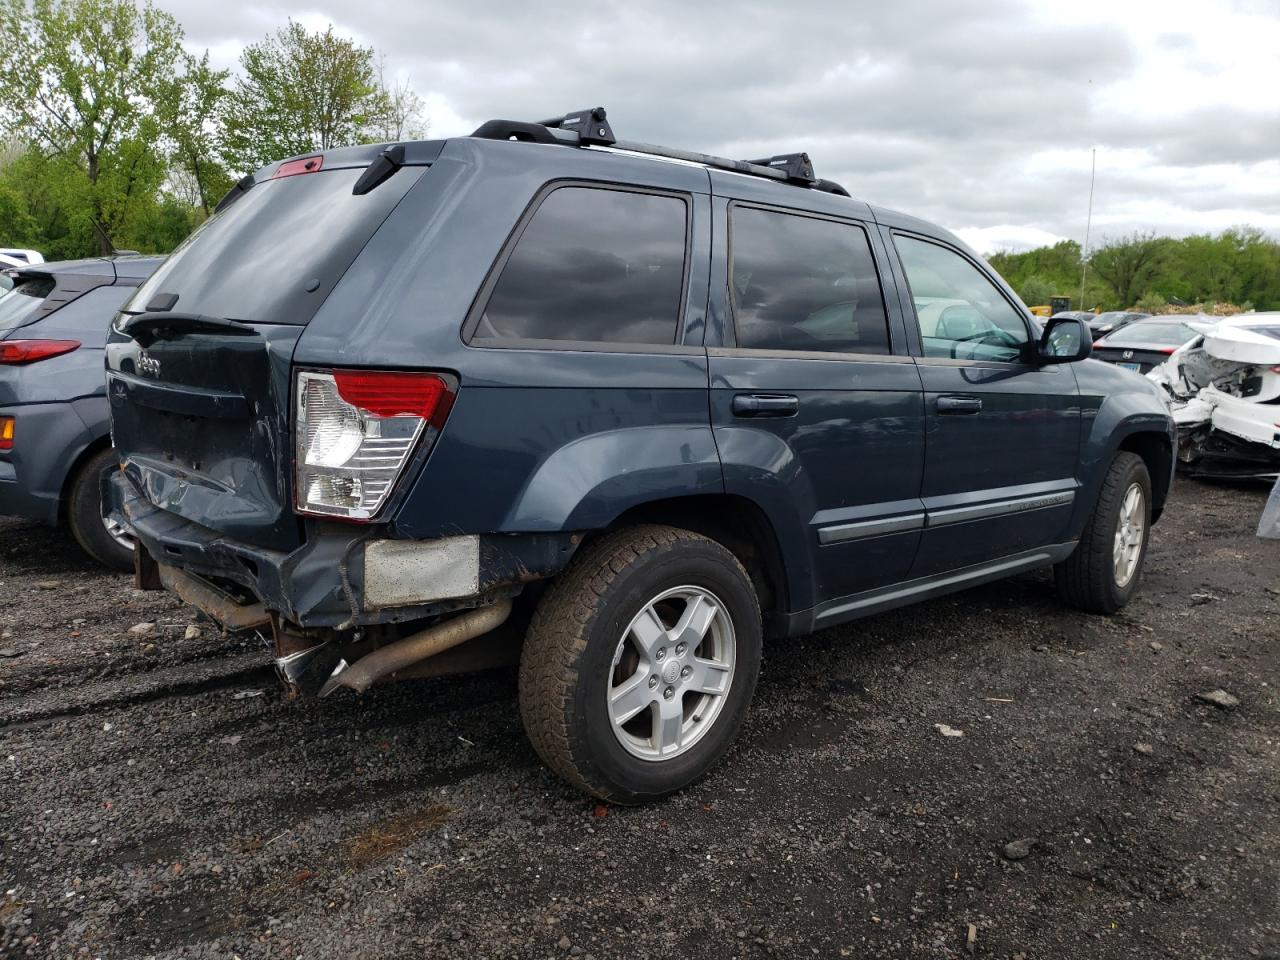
56,433,114,525
595,494,791,638
1116,430,1173,522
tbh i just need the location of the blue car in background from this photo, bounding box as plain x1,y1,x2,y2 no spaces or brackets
0,255,161,570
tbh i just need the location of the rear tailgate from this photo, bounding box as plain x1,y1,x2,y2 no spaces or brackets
106,153,433,551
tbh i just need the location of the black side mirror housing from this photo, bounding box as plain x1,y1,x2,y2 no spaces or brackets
1037,316,1092,364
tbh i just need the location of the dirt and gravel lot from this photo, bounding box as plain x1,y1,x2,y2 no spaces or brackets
1,479,1277,959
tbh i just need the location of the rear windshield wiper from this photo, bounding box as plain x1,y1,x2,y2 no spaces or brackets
118,311,259,346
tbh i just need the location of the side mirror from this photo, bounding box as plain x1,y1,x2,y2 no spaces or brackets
1037,316,1092,364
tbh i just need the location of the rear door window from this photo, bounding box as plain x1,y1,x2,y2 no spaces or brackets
729,206,891,355
473,185,689,346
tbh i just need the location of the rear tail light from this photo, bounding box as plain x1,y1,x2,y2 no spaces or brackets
0,340,80,364
0,417,12,450
294,369,453,520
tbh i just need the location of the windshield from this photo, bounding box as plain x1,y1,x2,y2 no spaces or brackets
1102,322,1195,346
126,164,425,326
0,275,54,333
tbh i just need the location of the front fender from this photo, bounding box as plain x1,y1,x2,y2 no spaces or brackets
504,425,723,530
1073,371,1176,534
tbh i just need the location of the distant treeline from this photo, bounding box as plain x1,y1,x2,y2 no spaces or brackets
987,229,1280,313
0,0,424,260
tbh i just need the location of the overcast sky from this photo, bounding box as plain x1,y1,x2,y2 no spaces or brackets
164,0,1279,253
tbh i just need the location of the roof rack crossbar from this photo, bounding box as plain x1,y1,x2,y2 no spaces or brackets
469,108,851,198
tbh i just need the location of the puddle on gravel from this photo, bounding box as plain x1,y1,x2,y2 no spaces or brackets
348,802,453,869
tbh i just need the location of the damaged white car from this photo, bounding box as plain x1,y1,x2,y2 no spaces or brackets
1148,313,1280,478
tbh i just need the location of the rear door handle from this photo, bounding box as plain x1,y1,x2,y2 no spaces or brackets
732,394,799,418
936,396,983,414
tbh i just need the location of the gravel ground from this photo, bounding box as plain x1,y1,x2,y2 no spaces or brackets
1,479,1278,959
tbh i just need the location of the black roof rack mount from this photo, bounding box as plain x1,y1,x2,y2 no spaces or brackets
470,107,850,198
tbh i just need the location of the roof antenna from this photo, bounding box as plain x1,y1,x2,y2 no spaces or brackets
89,218,118,257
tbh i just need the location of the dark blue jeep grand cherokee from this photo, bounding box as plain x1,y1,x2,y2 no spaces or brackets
105,109,1175,802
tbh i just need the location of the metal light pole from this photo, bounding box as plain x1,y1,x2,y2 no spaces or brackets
1079,147,1096,310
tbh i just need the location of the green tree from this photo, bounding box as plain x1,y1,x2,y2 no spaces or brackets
1088,233,1168,308
161,51,233,216
222,21,386,173
0,0,187,254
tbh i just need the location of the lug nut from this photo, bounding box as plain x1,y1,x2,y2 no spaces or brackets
680,666,692,679
663,687,675,700
655,648,666,662
648,675,658,689
675,642,687,655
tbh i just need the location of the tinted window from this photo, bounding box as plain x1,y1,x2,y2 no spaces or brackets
895,236,1029,362
475,187,688,345
127,165,425,325
0,275,54,333
729,207,890,354
1101,322,1195,346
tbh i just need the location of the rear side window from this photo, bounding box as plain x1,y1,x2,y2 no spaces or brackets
0,275,55,333
474,186,688,346
729,206,891,355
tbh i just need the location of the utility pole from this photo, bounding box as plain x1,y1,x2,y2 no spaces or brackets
1079,147,1096,310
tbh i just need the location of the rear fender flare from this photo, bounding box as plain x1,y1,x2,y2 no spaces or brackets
503,425,724,531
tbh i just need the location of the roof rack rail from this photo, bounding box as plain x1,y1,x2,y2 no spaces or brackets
470,107,850,198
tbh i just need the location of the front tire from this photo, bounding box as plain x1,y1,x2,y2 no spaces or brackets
1055,452,1152,614
67,447,134,573
518,525,762,803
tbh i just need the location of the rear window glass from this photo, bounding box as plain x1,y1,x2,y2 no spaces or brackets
126,165,424,325
730,206,891,355
0,275,54,333
1102,322,1194,346
473,186,688,346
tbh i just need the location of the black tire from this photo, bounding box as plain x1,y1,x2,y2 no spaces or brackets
1055,452,1152,614
67,447,134,573
518,525,762,803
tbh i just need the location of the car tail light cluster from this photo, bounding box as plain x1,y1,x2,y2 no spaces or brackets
294,369,453,520
0,340,80,364
0,416,13,450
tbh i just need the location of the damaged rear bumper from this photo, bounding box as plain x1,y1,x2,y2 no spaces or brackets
105,470,575,631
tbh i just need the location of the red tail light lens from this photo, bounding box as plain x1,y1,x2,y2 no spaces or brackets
0,416,13,450
0,340,80,364
334,370,450,423
271,155,324,179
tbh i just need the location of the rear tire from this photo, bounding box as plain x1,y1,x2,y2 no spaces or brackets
67,447,134,573
1055,452,1151,614
518,525,761,803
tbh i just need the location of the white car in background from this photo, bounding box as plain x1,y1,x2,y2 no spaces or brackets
0,248,44,270
1148,313,1280,478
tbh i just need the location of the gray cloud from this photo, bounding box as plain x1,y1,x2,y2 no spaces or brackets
163,0,1280,252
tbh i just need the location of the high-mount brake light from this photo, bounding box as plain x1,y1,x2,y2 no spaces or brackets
0,339,80,364
294,369,453,520
271,155,324,179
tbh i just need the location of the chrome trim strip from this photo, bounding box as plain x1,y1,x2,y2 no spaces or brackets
709,346,915,364
817,512,925,545
927,490,1075,527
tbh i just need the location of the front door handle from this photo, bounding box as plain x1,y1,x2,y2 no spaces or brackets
936,395,983,414
732,394,799,418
